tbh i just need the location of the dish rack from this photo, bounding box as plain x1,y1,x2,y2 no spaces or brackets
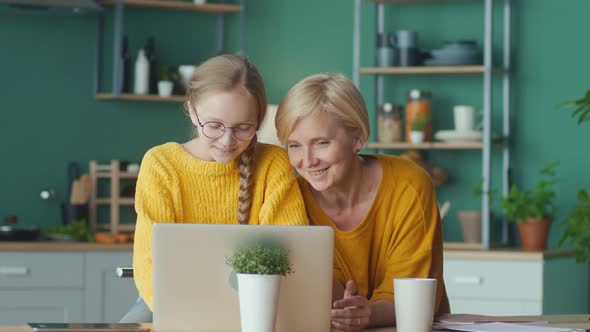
89,160,138,234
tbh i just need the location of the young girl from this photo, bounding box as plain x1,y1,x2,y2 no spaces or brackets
127,54,308,320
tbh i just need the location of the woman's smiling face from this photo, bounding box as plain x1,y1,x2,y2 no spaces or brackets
286,111,359,192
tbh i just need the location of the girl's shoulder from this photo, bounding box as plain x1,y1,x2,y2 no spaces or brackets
253,143,291,173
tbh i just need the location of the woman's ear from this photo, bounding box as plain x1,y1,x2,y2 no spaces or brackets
187,101,199,127
353,130,368,152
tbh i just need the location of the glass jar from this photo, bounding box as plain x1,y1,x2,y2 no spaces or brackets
405,89,432,142
378,103,403,143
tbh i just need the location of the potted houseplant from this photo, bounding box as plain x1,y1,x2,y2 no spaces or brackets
558,188,590,263
500,162,558,251
409,113,428,143
226,244,292,332
157,65,174,97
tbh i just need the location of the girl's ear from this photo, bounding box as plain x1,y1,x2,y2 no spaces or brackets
187,101,199,127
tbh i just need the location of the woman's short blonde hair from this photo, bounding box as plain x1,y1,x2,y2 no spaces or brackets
275,73,369,144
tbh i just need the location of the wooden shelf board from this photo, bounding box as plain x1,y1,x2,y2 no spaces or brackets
360,65,485,75
96,93,185,102
366,142,483,150
95,198,112,204
119,198,135,205
98,0,240,13
443,242,483,250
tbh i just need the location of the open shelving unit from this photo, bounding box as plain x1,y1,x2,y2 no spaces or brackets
95,93,185,102
353,0,512,249
94,0,244,102
89,160,138,234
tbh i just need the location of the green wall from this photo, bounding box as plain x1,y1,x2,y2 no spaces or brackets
1,1,589,251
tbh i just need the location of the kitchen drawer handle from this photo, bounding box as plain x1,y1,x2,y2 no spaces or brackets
454,276,482,285
0,266,30,276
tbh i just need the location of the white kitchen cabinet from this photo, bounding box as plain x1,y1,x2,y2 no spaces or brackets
0,248,136,324
444,250,589,315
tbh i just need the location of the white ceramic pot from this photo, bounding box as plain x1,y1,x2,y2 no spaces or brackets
193,0,206,3
410,130,424,143
237,274,281,332
157,81,173,97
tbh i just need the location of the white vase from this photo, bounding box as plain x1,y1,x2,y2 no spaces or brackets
237,274,281,332
157,81,173,97
410,130,424,143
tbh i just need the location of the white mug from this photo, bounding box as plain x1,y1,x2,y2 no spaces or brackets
394,278,437,332
453,105,478,132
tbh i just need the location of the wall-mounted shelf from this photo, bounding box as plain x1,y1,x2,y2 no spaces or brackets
360,66,485,75
366,142,483,150
95,0,243,100
97,0,241,13
96,93,185,102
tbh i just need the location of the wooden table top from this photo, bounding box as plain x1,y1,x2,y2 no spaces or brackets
2,314,589,332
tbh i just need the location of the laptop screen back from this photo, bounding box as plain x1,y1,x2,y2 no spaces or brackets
152,224,334,332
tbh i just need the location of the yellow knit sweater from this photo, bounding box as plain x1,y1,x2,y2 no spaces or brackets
133,142,308,310
298,154,450,315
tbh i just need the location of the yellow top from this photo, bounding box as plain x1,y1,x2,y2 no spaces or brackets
298,154,450,314
133,142,308,309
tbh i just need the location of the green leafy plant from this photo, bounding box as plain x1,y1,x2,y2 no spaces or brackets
500,162,558,223
226,244,292,276
562,89,590,125
410,113,429,131
558,188,590,263
158,65,172,82
42,219,94,242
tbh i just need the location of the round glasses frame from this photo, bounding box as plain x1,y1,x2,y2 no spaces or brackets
193,111,257,141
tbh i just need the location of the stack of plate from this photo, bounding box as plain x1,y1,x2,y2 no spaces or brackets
425,40,482,66
434,130,482,142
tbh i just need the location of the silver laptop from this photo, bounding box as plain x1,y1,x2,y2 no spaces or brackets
152,224,334,332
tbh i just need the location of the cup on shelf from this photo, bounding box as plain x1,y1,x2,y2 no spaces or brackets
453,105,481,132
157,81,173,97
193,0,206,3
394,278,437,332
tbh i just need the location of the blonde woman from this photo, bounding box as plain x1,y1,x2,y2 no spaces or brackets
122,54,308,322
276,73,449,331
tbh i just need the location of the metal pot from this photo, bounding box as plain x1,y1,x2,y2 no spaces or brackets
0,225,41,241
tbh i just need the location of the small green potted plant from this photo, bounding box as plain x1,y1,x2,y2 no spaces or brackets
500,162,558,251
226,244,292,332
558,188,590,263
157,65,174,97
409,113,429,143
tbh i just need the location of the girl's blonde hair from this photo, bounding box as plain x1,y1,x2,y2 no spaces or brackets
184,54,267,225
275,73,369,145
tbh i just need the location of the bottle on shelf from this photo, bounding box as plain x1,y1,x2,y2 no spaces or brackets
121,35,132,93
144,36,159,95
378,103,403,143
133,48,149,95
405,89,432,142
